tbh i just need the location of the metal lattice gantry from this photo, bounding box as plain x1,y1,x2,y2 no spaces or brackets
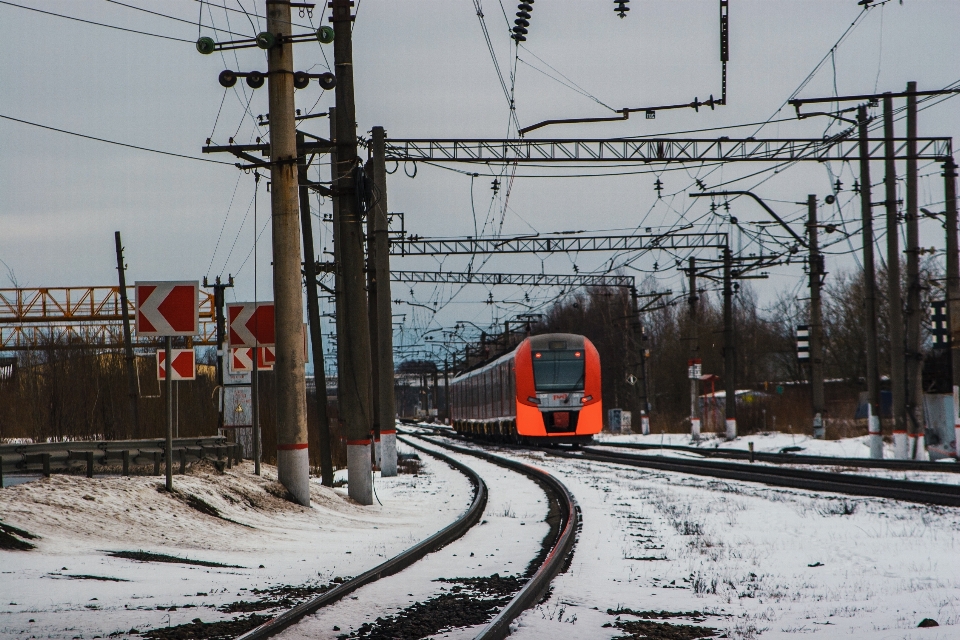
382,137,953,164
0,286,217,351
390,271,634,288
388,232,728,256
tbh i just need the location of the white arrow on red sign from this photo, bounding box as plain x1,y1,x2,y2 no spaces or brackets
157,349,196,381
136,281,199,337
230,347,274,372
227,302,275,347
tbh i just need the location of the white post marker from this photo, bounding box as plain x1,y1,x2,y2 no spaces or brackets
691,418,701,439
868,403,883,459
136,281,199,492
725,418,737,440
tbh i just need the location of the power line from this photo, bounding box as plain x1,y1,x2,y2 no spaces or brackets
103,0,250,38
0,0,193,43
0,113,235,165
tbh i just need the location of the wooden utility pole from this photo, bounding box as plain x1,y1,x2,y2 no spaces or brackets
371,127,398,475
364,156,382,470
944,157,960,457
723,246,736,439
807,196,826,439
298,133,334,487
114,232,139,438
330,108,345,413
904,82,924,459
203,275,233,435
884,93,908,459
688,257,700,438
332,0,374,505
265,0,310,504
857,105,883,458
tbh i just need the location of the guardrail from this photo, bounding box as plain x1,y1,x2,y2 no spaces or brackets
1,437,242,485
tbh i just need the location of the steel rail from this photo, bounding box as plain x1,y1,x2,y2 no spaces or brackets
408,433,580,640
565,447,960,507
236,439,488,640
592,441,960,473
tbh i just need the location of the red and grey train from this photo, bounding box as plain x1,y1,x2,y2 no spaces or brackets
450,333,602,443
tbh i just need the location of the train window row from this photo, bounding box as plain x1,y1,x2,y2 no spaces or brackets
452,358,516,421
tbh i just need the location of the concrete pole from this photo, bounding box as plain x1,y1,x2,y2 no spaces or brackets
943,157,960,457
904,82,926,459
884,93,908,459
164,336,173,491
808,195,826,439
114,232,140,439
266,1,310,504
723,246,736,439
330,109,345,414
371,127,397,474
858,105,883,458
332,0,374,505
688,257,700,438
297,133,334,486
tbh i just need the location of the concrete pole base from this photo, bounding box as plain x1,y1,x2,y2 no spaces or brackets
374,437,382,469
812,413,825,439
909,434,927,460
641,414,650,435
347,443,373,505
690,418,701,440
955,424,960,458
380,431,397,477
725,418,737,440
868,414,883,459
278,447,311,506
893,431,908,459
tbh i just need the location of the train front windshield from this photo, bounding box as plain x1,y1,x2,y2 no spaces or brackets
532,350,585,392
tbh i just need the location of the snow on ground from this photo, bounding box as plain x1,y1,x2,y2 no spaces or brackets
0,452,472,639
468,445,960,640
276,437,549,639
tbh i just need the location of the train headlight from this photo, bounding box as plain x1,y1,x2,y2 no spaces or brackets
580,395,593,404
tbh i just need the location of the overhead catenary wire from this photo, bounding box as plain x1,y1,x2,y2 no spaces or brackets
0,0,194,43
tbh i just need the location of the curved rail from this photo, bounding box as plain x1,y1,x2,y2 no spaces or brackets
407,433,580,640
593,441,960,472
561,446,960,507
236,441,488,640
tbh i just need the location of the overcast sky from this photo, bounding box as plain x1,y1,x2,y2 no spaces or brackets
1,0,959,370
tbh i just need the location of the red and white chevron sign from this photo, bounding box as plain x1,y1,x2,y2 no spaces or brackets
157,349,196,381
227,302,275,347
230,347,275,372
135,281,199,337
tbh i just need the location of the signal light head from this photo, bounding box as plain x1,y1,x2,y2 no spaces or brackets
256,31,277,50
534,352,541,358
318,72,337,90
293,71,310,90
196,37,216,55
218,70,238,88
316,25,335,44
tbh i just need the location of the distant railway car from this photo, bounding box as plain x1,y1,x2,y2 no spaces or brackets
450,333,602,443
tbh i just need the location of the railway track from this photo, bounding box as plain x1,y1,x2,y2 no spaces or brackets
239,432,578,640
594,440,960,472
564,445,960,507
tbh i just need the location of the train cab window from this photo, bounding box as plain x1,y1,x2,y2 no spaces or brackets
532,350,585,392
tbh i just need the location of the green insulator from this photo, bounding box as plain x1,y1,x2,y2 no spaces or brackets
256,31,277,49
316,25,335,44
196,37,216,55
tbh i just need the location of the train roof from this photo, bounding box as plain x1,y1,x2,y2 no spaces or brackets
451,333,589,382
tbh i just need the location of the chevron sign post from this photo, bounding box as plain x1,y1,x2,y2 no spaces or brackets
135,280,199,493
227,302,275,347
157,349,196,381
135,282,200,337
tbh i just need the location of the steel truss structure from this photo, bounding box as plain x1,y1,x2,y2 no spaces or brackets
391,271,634,288
383,137,952,164
0,286,217,351
389,233,728,256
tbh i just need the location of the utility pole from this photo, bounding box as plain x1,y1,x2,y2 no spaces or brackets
630,288,650,433
723,246,736,439
904,82,924,459
114,232,139,439
371,127,398,476
858,105,883,459
364,155,382,470
332,0,374,505
884,92,908,459
164,335,173,491
944,157,960,457
298,132,334,487
807,195,826,439
688,257,700,439
330,108,345,417
265,1,310,505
